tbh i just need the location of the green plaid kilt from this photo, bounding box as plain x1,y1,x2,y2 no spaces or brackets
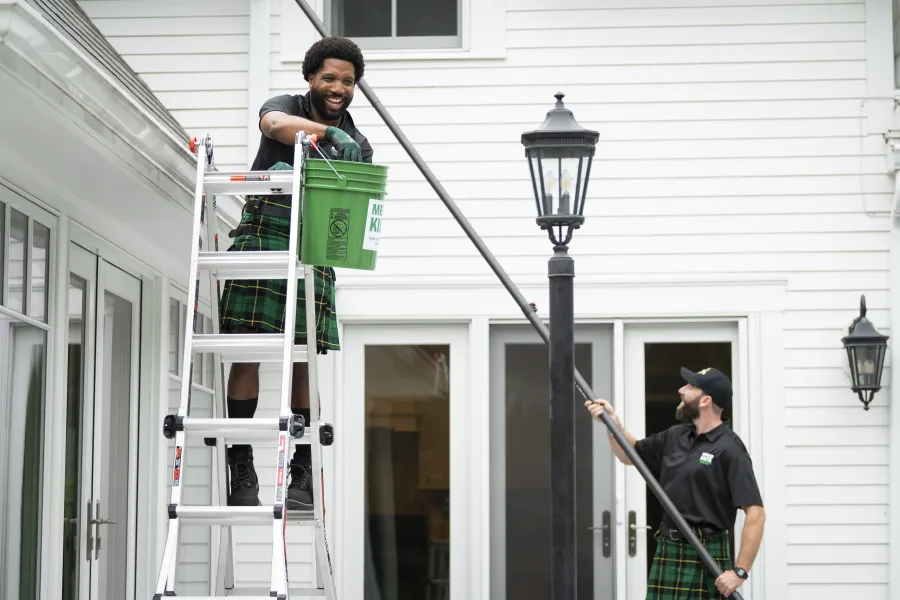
646,528,733,600
218,166,340,354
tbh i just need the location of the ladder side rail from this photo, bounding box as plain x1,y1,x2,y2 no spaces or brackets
305,262,333,597
204,184,234,596
270,132,309,597
155,134,211,597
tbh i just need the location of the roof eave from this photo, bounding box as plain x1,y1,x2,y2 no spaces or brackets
0,0,198,199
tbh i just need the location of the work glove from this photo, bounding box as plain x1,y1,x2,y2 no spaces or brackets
324,126,362,163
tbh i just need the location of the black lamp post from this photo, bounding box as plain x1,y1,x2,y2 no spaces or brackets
842,294,889,410
522,92,599,599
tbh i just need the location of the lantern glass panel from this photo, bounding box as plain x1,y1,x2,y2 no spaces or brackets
848,344,886,389
531,153,588,218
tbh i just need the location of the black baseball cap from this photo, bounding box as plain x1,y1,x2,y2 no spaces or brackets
680,367,732,410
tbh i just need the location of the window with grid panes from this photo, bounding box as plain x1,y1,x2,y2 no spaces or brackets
328,0,461,50
0,200,52,323
168,296,214,388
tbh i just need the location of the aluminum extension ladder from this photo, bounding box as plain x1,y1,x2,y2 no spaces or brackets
153,132,337,599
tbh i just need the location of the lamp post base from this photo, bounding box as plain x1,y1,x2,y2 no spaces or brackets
549,243,576,599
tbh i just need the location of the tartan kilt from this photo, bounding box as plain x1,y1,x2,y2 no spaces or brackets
646,529,733,600
218,190,341,355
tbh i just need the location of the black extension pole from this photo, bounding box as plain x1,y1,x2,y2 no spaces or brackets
292,2,743,598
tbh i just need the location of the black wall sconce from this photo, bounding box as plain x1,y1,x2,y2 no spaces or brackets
841,295,889,410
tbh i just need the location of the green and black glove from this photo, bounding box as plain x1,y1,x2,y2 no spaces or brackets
324,126,362,163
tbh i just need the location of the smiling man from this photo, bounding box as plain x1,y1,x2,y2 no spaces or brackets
218,36,372,512
585,367,765,599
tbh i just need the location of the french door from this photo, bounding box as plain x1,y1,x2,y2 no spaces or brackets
62,242,142,600
622,321,746,600
488,323,616,600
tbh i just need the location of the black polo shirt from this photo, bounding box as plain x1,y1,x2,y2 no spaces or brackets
251,92,374,171
634,421,763,532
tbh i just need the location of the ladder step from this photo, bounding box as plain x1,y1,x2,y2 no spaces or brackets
174,506,275,525
204,170,295,195
192,333,309,362
158,597,274,600
225,587,325,597
197,250,301,280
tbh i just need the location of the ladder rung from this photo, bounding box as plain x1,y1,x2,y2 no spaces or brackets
225,588,325,597
188,432,312,445
178,417,287,436
158,597,271,600
192,333,309,362
203,170,296,195
197,251,300,280
174,505,275,525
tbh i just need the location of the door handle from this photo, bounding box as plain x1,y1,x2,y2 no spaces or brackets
587,510,612,558
628,510,653,557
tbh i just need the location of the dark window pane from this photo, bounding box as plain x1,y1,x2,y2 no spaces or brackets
334,0,392,38
0,202,5,304
62,275,87,600
503,343,594,599
1,314,48,599
398,0,458,37
30,221,50,322
364,344,450,600
8,209,27,314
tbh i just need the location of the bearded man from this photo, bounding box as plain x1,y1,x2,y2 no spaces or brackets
585,367,765,599
218,36,372,510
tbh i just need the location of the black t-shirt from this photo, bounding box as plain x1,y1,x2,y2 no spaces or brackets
634,421,763,532
251,92,374,171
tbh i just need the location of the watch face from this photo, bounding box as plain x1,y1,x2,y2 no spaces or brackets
735,568,748,579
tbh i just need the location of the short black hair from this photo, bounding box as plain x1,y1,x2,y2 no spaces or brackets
302,36,365,81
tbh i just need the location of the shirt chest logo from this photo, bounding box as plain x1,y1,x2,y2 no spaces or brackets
699,452,715,465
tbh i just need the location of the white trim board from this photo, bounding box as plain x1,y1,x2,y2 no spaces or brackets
335,278,787,321
278,0,506,63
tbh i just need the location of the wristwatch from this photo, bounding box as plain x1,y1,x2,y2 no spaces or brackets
734,567,749,580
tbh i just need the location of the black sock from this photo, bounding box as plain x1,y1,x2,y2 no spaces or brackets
228,396,258,419
228,397,258,454
292,406,311,427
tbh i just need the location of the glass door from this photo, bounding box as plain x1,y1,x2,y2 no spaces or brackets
488,324,615,600
63,243,142,600
340,324,470,600
622,322,742,600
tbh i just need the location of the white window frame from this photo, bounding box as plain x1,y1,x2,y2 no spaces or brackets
279,0,506,63
325,0,462,51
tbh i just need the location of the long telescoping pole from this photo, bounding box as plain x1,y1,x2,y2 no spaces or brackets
291,2,744,597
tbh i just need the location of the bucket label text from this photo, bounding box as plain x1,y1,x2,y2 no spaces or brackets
363,199,384,252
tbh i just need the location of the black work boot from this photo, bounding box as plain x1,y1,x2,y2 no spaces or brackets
287,457,313,511
227,445,261,506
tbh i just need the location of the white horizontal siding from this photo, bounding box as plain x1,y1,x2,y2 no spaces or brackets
77,0,251,172
268,0,893,597
164,377,214,595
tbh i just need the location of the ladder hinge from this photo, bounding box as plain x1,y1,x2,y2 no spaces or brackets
320,423,335,446
162,415,184,440
284,414,305,438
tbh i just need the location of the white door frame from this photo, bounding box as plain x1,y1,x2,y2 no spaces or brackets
618,319,754,600
68,242,143,600
337,322,472,600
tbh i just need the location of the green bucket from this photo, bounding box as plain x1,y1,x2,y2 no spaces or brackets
300,158,389,271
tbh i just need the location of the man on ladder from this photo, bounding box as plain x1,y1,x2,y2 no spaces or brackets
217,36,374,509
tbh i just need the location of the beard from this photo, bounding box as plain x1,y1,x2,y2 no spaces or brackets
309,87,351,122
675,398,700,423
